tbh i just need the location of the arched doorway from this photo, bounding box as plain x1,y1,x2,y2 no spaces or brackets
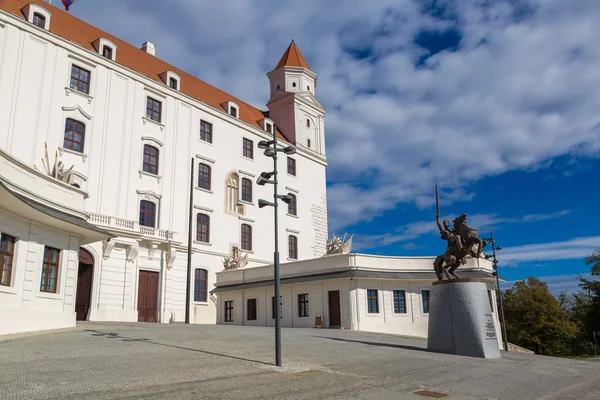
75,248,94,321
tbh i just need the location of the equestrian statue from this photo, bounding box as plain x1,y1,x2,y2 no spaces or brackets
433,185,487,280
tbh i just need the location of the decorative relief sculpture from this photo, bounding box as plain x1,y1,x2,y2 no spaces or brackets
434,185,487,280
223,246,249,270
324,233,354,256
40,142,75,185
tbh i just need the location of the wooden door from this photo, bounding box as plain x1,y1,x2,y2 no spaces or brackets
328,290,341,326
75,249,94,321
137,270,159,322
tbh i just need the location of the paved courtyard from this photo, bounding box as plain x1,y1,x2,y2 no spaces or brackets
1,322,599,400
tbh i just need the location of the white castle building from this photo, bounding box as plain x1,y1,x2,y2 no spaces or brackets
0,0,501,343
0,0,328,335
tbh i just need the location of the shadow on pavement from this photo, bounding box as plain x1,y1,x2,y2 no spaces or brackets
84,330,273,366
313,336,427,353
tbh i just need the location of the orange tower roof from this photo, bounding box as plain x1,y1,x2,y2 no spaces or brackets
275,40,311,70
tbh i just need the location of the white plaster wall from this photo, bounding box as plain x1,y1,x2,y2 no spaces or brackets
0,11,329,326
0,208,80,335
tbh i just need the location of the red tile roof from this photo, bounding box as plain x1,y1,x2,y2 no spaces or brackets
0,0,289,141
275,40,311,70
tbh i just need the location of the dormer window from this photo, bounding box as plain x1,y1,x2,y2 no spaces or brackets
92,38,117,61
159,71,181,91
102,46,113,59
262,118,275,134
33,13,45,28
221,101,240,118
22,4,52,30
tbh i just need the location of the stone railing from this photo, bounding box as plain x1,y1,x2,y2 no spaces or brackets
88,213,177,242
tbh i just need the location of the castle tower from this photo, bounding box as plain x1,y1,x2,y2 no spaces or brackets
266,40,325,155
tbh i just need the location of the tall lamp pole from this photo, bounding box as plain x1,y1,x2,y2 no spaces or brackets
256,125,296,367
487,231,508,351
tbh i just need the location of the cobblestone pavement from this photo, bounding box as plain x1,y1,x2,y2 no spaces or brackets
1,322,599,399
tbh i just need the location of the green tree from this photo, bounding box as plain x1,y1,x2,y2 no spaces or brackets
503,277,578,355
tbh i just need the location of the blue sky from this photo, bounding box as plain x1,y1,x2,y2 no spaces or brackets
62,0,600,295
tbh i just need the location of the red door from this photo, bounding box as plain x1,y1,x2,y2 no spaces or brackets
137,270,159,322
75,249,94,321
328,290,341,326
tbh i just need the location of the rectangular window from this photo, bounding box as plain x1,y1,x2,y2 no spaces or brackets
200,120,213,143
422,290,430,313
139,200,156,228
198,163,211,190
169,77,178,90
247,298,257,321
70,65,91,95
224,301,233,322
287,194,297,216
243,138,253,159
146,97,162,123
266,123,272,134
196,214,210,243
288,235,298,260
102,46,112,59
241,178,252,202
230,106,237,118
33,13,45,28
142,145,159,175
0,234,16,287
193,269,208,302
241,224,252,251
40,246,60,293
393,290,406,314
307,138,311,148
298,293,309,317
367,289,379,314
287,157,296,176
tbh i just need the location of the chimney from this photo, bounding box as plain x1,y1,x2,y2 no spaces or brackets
141,42,155,56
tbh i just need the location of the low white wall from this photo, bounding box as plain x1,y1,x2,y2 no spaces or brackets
0,208,80,336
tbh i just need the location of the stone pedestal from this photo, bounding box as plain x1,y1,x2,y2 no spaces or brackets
427,279,501,359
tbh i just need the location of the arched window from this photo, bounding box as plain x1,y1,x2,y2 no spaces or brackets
287,194,297,216
241,224,252,251
196,213,210,243
64,119,85,153
198,163,211,190
143,145,159,175
194,269,208,302
139,200,156,227
241,178,252,202
226,173,241,213
288,235,298,260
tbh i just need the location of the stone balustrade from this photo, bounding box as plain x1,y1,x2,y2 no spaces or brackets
88,213,177,242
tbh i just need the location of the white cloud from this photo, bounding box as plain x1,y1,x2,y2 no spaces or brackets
72,0,600,231
500,236,600,263
353,210,572,250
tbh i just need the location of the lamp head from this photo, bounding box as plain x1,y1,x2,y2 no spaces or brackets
264,148,277,158
495,246,502,251
260,171,274,179
257,176,269,186
283,145,297,155
258,199,273,208
492,270,497,277
280,194,293,204
258,140,273,149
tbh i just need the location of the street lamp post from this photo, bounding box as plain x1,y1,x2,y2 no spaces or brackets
256,125,296,367
487,231,509,351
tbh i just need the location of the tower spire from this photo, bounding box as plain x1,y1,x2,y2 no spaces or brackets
275,40,310,70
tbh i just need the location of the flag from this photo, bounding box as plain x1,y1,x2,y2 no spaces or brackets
62,0,77,11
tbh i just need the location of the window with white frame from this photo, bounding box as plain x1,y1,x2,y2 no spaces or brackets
367,289,379,313
0,234,16,287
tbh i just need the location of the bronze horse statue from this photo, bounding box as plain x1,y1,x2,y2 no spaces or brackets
452,214,487,258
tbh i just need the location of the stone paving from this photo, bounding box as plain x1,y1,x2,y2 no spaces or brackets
1,322,599,399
